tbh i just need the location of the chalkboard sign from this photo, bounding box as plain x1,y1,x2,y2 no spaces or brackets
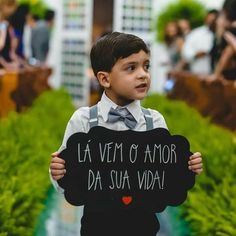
58,126,195,213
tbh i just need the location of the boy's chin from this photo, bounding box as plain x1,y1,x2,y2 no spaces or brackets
134,94,148,101
127,96,145,101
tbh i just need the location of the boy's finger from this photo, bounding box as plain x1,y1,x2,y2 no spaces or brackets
50,163,65,170
190,152,201,159
51,157,65,164
51,169,66,176
188,157,202,165
188,163,203,170
51,152,59,158
52,175,64,180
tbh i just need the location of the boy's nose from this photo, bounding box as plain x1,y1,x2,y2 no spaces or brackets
137,70,148,80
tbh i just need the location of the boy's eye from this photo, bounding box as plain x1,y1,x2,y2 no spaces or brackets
144,63,150,71
126,65,136,71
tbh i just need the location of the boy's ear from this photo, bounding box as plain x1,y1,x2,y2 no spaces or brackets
97,71,111,88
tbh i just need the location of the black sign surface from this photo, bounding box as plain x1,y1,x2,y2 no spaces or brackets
58,126,195,213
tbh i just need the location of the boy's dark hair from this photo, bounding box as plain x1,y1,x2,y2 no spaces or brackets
90,32,150,76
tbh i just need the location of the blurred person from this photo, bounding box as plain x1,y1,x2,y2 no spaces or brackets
181,10,218,75
210,0,236,81
31,9,55,63
178,18,191,37
224,31,236,51
23,13,38,62
163,21,186,70
8,3,29,58
0,0,18,69
163,21,187,93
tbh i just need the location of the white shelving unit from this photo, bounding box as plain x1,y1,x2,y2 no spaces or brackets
60,0,93,107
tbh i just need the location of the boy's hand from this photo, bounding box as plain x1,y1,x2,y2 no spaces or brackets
50,152,66,180
188,152,203,175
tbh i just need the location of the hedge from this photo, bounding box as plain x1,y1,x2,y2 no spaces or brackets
0,89,75,236
143,94,236,235
1,90,235,235
17,0,49,18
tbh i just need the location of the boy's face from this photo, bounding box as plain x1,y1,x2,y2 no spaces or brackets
101,50,150,106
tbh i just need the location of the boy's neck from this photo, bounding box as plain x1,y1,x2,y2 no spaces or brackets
104,91,135,107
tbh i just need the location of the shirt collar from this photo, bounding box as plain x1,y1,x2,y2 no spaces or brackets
99,92,142,123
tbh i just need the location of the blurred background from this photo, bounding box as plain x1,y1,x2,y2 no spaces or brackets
1,0,236,235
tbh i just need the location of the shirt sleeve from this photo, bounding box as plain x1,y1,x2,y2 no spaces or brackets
49,107,89,193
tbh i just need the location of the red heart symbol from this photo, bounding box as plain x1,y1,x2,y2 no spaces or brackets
122,196,132,205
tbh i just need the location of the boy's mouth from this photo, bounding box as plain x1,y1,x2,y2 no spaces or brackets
135,83,147,89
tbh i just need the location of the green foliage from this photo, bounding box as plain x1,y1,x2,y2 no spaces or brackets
0,89,75,236
143,94,236,235
17,0,48,18
155,0,206,41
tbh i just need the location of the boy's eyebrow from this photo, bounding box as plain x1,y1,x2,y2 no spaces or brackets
122,59,150,66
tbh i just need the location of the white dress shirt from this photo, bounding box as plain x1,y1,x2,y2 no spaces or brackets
50,92,168,192
182,25,214,75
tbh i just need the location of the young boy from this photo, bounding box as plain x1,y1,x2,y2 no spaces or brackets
50,32,203,236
